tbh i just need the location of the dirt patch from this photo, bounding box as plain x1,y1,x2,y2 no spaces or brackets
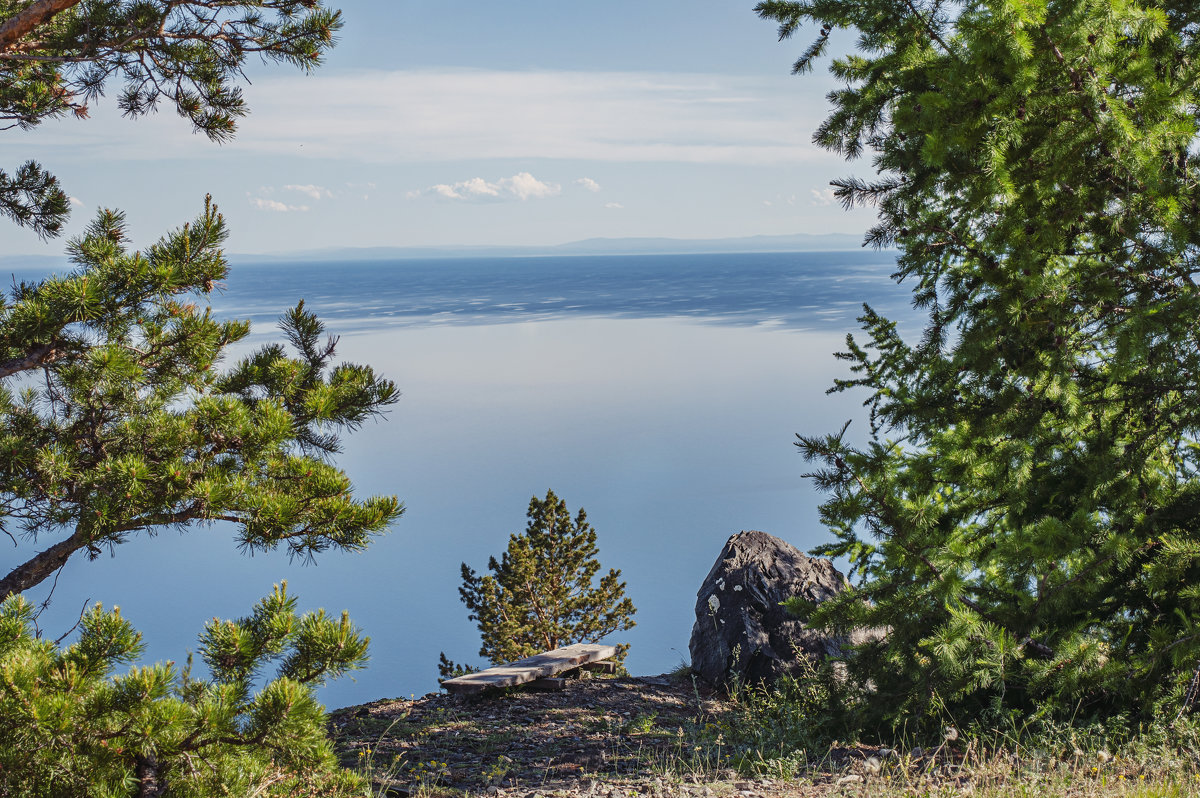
329,672,756,796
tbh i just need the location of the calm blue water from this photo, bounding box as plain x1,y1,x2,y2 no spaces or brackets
10,250,910,708
219,251,906,332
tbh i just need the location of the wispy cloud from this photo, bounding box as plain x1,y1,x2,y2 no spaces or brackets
283,184,332,200
409,172,561,202
604,202,624,209
251,197,310,212
810,188,837,206
21,69,839,166
429,177,499,200
68,196,84,207
575,177,602,192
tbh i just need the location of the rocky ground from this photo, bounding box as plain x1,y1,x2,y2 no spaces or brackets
329,671,796,797
328,671,1194,798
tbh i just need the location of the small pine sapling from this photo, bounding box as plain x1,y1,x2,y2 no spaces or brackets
439,490,635,679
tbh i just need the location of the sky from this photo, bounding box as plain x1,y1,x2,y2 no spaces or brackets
1,0,878,256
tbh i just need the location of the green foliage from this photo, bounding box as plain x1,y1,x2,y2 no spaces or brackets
443,490,636,674
0,0,343,236
435,651,479,680
0,199,402,600
0,160,69,239
0,583,369,797
718,656,857,769
0,4,391,794
756,0,1200,732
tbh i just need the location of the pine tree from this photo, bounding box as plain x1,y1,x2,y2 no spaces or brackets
442,490,636,675
756,0,1200,731
0,0,342,237
0,200,402,600
0,582,370,797
0,4,399,790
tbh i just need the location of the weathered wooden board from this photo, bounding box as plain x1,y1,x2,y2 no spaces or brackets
580,661,618,674
441,643,617,695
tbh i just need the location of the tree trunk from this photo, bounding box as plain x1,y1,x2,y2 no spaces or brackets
136,754,166,798
0,528,86,600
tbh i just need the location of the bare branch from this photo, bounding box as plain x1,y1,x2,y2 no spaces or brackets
0,527,87,601
0,341,62,378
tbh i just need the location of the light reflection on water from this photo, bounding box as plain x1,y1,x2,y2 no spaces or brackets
219,251,908,336
9,251,911,708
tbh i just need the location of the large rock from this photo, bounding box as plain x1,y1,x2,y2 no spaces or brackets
689,530,851,689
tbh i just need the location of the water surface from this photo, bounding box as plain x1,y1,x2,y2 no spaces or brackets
10,251,911,707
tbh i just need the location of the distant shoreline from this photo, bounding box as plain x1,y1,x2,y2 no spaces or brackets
1,232,886,270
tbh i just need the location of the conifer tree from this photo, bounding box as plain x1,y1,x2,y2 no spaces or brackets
0,200,402,600
0,582,370,796
442,490,636,675
0,1,397,793
756,0,1200,730
1,0,342,238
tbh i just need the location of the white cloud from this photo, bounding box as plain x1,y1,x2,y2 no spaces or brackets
283,184,332,200
810,188,837,206
502,172,560,200
251,197,310,212
575,177,602,192
429,177,499,200
411,172,561,202
604,202,624,209
68,196,84,207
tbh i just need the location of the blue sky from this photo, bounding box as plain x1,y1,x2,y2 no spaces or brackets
2,0,877,256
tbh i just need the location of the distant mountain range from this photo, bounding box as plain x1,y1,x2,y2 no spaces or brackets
232,232,871,263
1,232,872,271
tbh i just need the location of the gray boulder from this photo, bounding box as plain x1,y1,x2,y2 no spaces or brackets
688,530,851,689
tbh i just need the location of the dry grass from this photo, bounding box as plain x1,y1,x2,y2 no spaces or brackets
329,674,1200,798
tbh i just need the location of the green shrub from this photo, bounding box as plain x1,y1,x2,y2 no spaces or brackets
0,583,369,797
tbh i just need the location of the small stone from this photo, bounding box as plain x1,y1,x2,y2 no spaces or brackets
864,756,882,775
836,774,863,786
911,747,924,758
486,788,500,796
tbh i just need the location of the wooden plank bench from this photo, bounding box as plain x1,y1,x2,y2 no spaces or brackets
441,643,618,695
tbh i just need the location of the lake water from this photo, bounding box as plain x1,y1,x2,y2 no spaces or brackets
11,250,910,708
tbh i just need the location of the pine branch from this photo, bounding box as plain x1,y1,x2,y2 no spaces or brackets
0,341,62,378
0,527,87,600
0,0,83,52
